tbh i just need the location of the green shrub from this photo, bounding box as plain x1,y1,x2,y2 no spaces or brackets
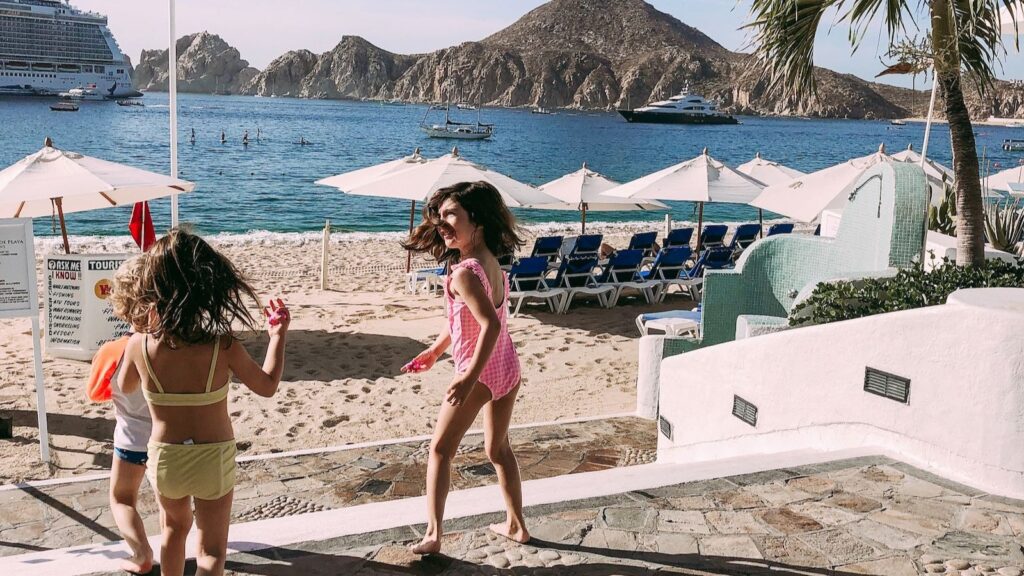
789,256,1024,327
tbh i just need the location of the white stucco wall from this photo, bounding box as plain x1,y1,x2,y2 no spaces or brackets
656,288,1024,500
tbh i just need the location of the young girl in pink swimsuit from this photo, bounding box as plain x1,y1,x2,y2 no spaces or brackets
402,181,528,554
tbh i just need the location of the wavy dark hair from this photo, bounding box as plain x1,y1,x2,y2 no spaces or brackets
111,255,154,332
402,181,525,263
142,228,260,347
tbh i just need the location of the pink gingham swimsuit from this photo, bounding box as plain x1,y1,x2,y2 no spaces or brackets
445,258,521,401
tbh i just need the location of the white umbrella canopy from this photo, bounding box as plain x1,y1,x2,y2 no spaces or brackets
0,141,195,219
314,148,427,191
751,144,946,223
529,163,668,232
736,152,806,186
606,148,765,204
891,144,954,182
345,147,557,207
0,139,195,253
984,162,1024,194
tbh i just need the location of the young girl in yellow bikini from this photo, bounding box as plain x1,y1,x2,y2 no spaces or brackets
118,229,290,576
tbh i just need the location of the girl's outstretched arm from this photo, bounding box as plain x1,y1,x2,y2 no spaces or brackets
445,267,499,405
229,299,289,397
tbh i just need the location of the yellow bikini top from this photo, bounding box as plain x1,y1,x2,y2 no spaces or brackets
142,334,230,407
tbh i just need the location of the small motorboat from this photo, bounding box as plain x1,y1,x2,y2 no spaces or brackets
1003,139,1024,152
531,107,555,115
50,101,79,112
116,99,144,107
890,119,907,126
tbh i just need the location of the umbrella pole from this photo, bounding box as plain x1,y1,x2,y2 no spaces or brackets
581,205,587,234
696,202,704,254
406,200,416,273
55,198,70,254
758,208,764,238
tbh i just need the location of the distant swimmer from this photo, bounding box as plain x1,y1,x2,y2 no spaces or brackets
242,130,249,146
298,136,311,146
220,130,226,144
256,127,262,141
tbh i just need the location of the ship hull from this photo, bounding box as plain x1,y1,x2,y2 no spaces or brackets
618,110,738,125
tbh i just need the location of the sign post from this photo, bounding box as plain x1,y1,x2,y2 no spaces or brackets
0,219,47,462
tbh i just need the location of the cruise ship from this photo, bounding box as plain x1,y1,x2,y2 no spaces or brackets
0,0,139,98
618,87,738,125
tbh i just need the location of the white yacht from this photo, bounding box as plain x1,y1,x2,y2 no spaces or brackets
0,0,139,98
618,87,737,125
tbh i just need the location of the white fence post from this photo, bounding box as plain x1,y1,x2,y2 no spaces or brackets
320,219,331,290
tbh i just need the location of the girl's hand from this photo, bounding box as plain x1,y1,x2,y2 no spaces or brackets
445,374,474,406
402,349,437,373
264,298,290,336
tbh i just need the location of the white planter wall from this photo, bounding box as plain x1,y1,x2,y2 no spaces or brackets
656,288,1024,499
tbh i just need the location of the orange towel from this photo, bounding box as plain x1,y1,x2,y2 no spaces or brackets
87,336,129,402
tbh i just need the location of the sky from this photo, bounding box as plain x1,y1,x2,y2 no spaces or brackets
79,0,1023,88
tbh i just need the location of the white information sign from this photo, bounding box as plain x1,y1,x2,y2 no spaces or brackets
0,219,48,462
45,254,130,361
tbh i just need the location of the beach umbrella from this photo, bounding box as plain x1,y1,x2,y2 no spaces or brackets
891,144,954,182
606,148,765,252
0,137,195,253
751,144,946,223
346,147,555,207
984,161,1024,195
341,147,557,271
527,162,668,232
737,153,807,237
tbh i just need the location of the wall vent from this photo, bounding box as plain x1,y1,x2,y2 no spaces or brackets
732,395,757,427
658,415,673,440
864,367,910,403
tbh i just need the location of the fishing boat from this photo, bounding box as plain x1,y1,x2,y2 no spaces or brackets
617,86,737,125
50,101,79,112
116,99,144,107
59,86,106,101
531,107,555,115
890,119,907,126
456,103,477,110
1003,139,1024,152
419,103,493,140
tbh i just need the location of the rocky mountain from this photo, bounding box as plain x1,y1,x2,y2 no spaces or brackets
138,0,1022,120
134,32,258,94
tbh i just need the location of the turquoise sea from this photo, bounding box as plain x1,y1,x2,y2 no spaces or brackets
1,93,1020,238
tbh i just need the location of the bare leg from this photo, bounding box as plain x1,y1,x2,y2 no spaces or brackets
157,493,193,576
411,382,492,555
109,457,154,573
193,489,233,576
484,385,529,543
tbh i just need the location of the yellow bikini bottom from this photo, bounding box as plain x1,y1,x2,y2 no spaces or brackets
146,439,237,501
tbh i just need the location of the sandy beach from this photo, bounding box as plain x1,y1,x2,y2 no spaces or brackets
0,222,702,483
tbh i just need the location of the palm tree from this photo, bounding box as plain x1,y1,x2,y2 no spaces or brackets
746,0,1021,267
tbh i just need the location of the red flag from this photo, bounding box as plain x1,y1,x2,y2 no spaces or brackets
129,202,156,251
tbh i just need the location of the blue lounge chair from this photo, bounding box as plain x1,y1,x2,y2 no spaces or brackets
635,306,703,336
508,256,566,316
406,265,446,294
594,249,656,306
635,247,698,301
724,223,763,258
663,227,694,249
551,255,616,313
626,231,659,258
569,234,604,257
672,247,734,300
530,235,563,262
699,224,729,248
766,223,794,236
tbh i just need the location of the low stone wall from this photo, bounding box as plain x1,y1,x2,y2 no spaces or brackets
652,287,1024,500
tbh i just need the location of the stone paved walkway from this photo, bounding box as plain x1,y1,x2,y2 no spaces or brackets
89,456,1024,576
0,417,655,557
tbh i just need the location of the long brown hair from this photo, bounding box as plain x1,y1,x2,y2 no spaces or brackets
142,228,260,346
402,181,525,263
110,255,153,332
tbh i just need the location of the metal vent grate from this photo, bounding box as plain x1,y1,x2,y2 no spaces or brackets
732,395,757,427
658,415,673,440
864,367,910,403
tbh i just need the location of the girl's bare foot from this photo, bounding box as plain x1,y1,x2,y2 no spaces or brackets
410,535,442,555
489,521,530,544
120,555,154,575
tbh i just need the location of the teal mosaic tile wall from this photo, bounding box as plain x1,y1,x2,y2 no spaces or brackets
664,163,928,358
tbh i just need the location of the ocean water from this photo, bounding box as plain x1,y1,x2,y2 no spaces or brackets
1,93,1019,238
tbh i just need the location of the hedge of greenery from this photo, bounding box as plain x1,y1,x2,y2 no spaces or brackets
789,257,1024,327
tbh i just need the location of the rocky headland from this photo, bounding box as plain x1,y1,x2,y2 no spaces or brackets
135,0,1024,120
